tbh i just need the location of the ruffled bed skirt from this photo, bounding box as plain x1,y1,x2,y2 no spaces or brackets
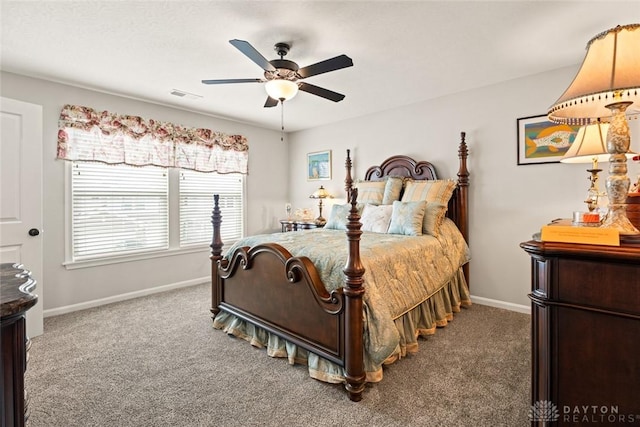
212,268,471,384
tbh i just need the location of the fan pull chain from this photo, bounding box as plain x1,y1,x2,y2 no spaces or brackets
280,98,285,142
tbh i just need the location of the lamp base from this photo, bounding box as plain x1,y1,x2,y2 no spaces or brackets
599,101,640,236
601,204,640,235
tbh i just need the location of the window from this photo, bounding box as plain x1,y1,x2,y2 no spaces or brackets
71,162,169,260
69,162,244,264
179,170,243,246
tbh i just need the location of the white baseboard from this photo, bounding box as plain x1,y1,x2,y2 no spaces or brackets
44,281,529,318
44,277,210,318
470,295,531,314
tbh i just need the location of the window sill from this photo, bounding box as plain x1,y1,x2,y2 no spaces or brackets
63,245,213,270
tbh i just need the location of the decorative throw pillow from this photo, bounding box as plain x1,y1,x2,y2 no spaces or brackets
382,176,404,205
354,180,386,205
401,179,456,205
423,202,448,237
387,200,427,236
361,204,393,233
324,203,364,230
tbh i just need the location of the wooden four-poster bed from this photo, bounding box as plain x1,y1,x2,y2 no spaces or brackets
209,132,470,401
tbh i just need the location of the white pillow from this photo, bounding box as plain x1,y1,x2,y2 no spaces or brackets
361,204,393,233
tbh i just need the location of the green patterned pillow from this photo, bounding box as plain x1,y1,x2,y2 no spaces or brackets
423,202,448,237
382,176,404,205
388,201,427,236
354,180,386,205
324,203,364,230
401,179,456,205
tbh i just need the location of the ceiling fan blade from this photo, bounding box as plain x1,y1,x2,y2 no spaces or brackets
297,55,353,79
264,96,279,108
229,39,276,72
201,78,263,84
298,82,345,102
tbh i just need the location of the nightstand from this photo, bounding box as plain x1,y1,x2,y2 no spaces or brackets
279,219,323,232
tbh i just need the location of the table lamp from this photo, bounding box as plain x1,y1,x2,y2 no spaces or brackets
562,122,637,212
561,123,610,212
309,185,333,225
548,24,640,235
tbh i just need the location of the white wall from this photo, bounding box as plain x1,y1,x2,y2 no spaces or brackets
4,68,639,313
1,71,288,312
288,65,640,308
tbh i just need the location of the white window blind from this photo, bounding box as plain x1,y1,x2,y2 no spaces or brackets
180,170,243,246
71,162,169,260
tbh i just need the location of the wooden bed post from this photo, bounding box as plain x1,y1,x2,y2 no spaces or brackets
457,132,470,287
343,188,366,401
344,149,353,200
210,194,225,318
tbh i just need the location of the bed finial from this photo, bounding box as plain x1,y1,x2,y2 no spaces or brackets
345,149,353,200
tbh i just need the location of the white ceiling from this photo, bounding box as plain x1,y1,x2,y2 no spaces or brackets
2,1,638,132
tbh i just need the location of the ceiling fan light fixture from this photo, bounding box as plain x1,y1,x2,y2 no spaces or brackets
265,79,299,101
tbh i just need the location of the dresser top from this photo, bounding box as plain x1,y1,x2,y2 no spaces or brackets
520,239,640,262
1,263,38,318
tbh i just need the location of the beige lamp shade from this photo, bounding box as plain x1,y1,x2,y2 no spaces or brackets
561,123,610,164
548,24,640,124
561,122,637,164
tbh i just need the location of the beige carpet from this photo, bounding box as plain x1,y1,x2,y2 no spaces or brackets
25,283,531,426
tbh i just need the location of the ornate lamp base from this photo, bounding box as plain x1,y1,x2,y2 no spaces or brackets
601,204,639,234
602,101,640,235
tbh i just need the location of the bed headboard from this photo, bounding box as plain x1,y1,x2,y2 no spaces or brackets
347,132,470,284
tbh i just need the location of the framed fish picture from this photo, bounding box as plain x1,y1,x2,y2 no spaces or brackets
517,115,581,165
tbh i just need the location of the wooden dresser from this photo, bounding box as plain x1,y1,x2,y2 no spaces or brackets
520,240,640,425
1,263,38,427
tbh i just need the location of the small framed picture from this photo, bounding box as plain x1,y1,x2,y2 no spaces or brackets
517,114,581,165
307,150,331,180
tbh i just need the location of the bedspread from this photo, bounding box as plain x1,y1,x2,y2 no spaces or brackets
217,218,470,379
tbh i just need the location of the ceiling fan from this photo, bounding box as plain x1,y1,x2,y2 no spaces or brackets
202,39,353,107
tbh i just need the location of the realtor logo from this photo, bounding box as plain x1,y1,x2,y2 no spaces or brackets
529,400,560,422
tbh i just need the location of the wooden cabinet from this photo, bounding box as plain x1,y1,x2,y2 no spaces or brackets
520,240,640,425
1,263,38,427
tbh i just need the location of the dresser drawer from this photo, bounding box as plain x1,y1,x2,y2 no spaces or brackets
557,258,640,314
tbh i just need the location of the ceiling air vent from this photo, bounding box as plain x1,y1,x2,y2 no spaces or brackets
170,89,202,100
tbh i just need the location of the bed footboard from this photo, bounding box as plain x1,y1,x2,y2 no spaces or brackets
217,242,346,363
210,192,366,401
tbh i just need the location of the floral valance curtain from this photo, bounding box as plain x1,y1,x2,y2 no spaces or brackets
57,104,248,174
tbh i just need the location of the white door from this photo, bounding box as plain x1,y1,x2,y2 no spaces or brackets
0,97,43,337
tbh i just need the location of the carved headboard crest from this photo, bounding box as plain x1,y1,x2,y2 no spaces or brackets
364,155,438,181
